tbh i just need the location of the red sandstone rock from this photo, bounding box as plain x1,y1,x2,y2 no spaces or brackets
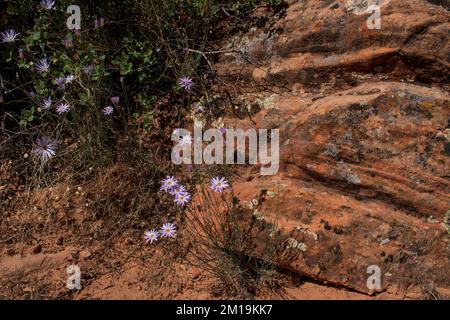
216,0,449,88
211,0,450,298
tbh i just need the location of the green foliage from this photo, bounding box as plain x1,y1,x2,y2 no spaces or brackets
135,94,155,130
19,107,35,128
0,0,210,170
112,52,133,76
0,0,285,177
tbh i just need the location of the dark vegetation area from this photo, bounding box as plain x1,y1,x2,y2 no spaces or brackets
0,0,292,299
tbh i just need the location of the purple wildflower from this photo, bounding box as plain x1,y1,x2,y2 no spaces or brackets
144,229,159,244
220,127,227,143
178,76,193,92
169,185,187,197
35,58,50,73
160,176,178,192
179,134,192,146
18,48,24,59
41,96,52,110
56,103,71,114
65,74,76,84
1,29,19,43
32,136,57,161
40,0,55,10
110,96,120,105
74,28,81,36
174,192,191,206
83,64,94,75
94,17,105,29
210,177,229,193
102,106,114,115
28,91,37,99
54,77,66,90
160,223,177,238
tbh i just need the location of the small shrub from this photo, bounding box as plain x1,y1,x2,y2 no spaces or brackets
185,186,297,299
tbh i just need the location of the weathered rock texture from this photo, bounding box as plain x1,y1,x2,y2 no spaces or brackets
213,0,450,298
217,0,449,88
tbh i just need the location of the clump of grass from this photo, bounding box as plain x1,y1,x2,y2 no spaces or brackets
185,186,297,299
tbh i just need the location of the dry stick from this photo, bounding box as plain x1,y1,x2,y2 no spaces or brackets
186,48,259,125
182,47,235,90
183,48,215,74
0,236,16,244
184,46,289,102
149,1,180,71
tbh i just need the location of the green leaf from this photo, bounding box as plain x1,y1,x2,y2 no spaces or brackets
23,31,42,46
32,31,41,41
